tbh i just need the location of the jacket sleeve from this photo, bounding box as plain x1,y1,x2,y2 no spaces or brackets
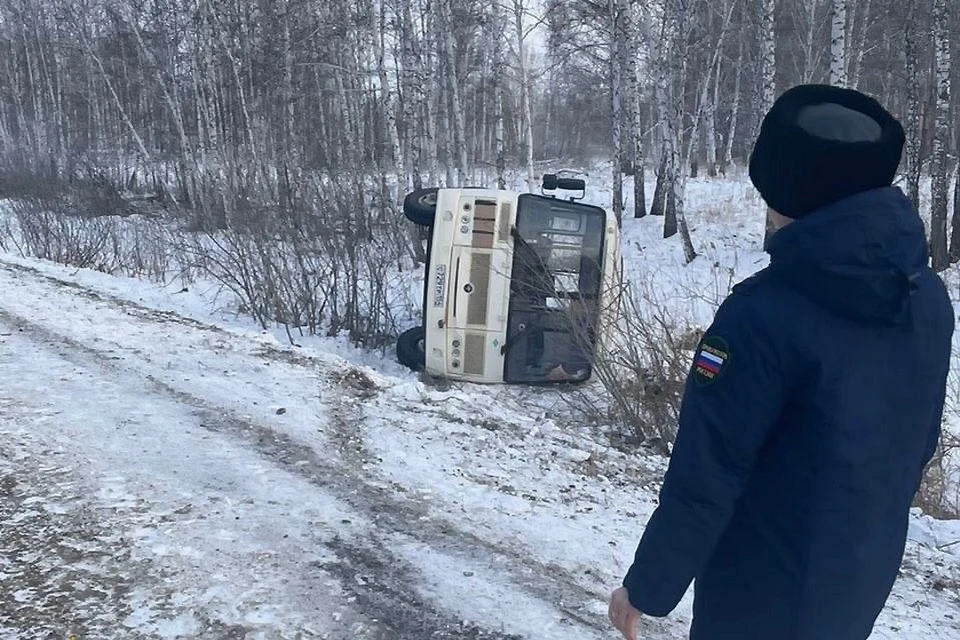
622,288,793,616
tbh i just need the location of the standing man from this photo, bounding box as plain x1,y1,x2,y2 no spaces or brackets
609,84,955,639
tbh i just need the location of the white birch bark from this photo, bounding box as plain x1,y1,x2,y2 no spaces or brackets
760,0,776,114
799,0,818,82
377,0,405,202
760,0,777,250
512,0,536,192
649,5,670,218
696,0,735,178
609,0,625,224
492,3,507,189
631,0,645,217
281,0,296,157
77,22,149,160
400,0,424,190
829,0,847,86
439,0,467,185
903,6,921,213
722,37,743,173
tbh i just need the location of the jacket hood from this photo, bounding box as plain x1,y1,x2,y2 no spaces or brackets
766,186,929,325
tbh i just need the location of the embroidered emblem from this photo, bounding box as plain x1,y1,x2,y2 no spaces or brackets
693,336,729,385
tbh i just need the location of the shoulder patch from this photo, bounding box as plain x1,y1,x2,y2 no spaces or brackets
693,335,730,385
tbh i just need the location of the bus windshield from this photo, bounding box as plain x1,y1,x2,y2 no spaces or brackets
502,194,606,384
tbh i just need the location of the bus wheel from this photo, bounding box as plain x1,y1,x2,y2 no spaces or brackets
403,188,439,226
396,326,426,371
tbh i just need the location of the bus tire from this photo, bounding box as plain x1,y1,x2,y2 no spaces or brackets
396,326,426,371
403,188,439,226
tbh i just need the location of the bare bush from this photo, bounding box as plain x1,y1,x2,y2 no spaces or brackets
13,198,116,270
915,335,960,519
585,279,704,453
8,192,179,282
914,429,960,519
193,172,416,348
547,257,739,453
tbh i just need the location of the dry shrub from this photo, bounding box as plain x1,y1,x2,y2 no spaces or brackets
914,431,960,519
915,337,960,519
583,278,704,454
8,196,175,281
192,173,415,347
1,155,419,349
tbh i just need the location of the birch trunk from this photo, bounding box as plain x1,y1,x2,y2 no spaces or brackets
439,0,467,185
930,0,950,270
631,0,646,217
649,14,670,218
493,4,507,190
440,67,456,187
697,0,735,178
903,7,921,213
281,0,296,159
609,0,626,225
829,0,847,86
78,23,149,161
400,0,423,190
496,93,506,189
377,1,405,202
423,8,439,184
759,0,776,131
705,60,719,177
512,0,536,192
669,0,695,263
800,0,818,82
847,0,872,89
722,37,743,174
760,0,777,250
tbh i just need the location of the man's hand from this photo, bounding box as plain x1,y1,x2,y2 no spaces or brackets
608,586,641,640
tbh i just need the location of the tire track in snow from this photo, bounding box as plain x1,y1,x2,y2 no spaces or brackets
0,260,610,638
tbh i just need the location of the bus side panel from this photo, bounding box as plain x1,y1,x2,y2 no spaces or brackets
423,189,461,377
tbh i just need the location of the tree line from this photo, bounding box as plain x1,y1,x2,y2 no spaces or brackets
1,0,960,266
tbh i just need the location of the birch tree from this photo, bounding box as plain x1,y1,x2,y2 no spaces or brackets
662,0,697,263
631,0,646,217
400,0,425,190
930,0,950,271
492,4,508,189
377,0,405,206
829,0,847,86
759,0,777,251
512,0,536,192
846,0,872,89
438,0,468,185
648,4,672,220
902,3,922,213
609,0,628,225
721,37,744,174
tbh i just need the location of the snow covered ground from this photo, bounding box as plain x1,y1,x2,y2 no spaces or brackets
3,173,960,638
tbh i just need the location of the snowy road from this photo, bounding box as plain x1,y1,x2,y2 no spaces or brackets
0,259,619,639
1,256,960,639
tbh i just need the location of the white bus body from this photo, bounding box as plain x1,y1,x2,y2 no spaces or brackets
408,186,620,384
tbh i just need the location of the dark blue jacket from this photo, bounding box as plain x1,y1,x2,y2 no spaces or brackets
623,187,954,639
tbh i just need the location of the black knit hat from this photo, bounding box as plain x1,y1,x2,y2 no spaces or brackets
749,84,906,219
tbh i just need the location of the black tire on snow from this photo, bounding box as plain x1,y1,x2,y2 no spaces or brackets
396,326,426,371
403,188,439,226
